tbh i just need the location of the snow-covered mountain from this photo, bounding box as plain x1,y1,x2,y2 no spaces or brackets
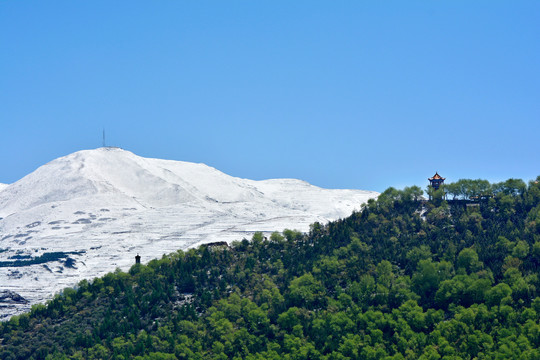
0,148,378,318
0,183,8,192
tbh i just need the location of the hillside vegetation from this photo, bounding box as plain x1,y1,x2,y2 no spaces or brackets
1,177,540,360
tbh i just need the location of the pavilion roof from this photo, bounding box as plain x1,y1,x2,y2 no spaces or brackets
428,172,445,181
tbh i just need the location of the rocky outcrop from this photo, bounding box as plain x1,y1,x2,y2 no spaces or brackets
0,290,28,304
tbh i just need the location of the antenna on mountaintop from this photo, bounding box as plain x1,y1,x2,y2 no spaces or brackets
102,129,106,147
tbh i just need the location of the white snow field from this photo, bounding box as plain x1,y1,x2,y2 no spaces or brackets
0,183,8,192
0,147,378,318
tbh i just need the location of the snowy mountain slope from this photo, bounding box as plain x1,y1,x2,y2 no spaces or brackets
0,183,8,193
0,148,378,318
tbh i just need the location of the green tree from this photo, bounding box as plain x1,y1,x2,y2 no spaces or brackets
288,273,325,308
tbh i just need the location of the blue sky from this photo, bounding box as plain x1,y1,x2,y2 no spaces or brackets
1,1,538,192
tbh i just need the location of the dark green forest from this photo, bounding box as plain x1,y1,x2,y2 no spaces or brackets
1,177,540,360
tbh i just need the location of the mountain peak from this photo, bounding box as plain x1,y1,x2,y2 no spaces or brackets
0,149,378,319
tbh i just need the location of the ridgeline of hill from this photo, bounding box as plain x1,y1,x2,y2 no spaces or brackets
1,177,540,360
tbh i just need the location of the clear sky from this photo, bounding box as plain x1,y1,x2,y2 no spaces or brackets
1,1,538,192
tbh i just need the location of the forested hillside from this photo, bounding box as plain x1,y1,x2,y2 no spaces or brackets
1,177,539,360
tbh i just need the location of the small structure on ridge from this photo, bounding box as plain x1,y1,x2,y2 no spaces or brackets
135,254,141,264
428,172,445,190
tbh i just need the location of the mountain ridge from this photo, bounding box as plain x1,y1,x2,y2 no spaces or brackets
0,148,378,318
